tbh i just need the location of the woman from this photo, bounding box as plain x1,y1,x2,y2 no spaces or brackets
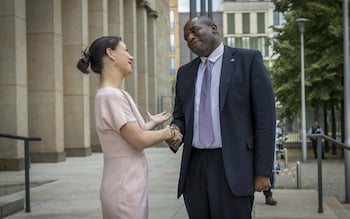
76,36,175,219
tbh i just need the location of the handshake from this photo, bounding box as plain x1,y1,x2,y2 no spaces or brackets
166,125,183,151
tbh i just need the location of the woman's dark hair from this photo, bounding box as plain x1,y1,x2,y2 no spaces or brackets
76,36,122,74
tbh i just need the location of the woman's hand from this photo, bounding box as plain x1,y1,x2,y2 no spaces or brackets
145,111,171,130
166,125,183,151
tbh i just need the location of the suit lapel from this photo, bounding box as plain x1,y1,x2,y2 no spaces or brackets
184,58,200,148
185,58,200,110
219,46,236,112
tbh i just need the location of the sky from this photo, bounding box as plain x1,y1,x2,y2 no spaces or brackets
178,0,220,12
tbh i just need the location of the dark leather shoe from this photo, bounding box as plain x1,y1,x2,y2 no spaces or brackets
265,196,277,205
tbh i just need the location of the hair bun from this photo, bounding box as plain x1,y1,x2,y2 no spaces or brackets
82,50,91,63
76,49,91,74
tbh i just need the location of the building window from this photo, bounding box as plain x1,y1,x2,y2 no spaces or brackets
225,37,235,47
171,80,176,96
250,37,258,50
235,37,243,48
225,37,245,48
169,10,175,29
170,57,176,75
273,11,286,26
257,37,269,57
170,33,175,52
257,12,265,33
224,0,270,1
242,36,249,48
242,13,250,34
280,13,286,25
227,13,235,34
273,11,280,25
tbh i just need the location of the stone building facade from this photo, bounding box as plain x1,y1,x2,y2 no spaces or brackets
0,0,171,170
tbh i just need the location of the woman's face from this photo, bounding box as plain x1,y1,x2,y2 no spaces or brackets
113,41,134,75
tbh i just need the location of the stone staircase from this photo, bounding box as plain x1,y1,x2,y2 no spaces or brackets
0,181,52,218
0,183,25,218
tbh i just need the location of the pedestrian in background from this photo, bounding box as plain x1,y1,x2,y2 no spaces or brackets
308,120,325,159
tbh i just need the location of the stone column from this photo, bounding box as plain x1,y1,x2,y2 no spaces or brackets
88,0,108,151
0,0,28,170
155,1,170,97
108,0,124,36
147,11,158,114
26,0,65,162
62,0,91,156
136,2,148,116
123,0,137,100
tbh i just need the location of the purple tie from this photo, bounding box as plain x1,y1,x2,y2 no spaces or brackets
199,59,214,146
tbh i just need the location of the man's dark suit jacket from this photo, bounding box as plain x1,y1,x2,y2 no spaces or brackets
172,45,276,198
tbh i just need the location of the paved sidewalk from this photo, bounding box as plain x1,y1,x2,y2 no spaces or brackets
1,147,349,219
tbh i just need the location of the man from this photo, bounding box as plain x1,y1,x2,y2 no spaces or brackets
308,120,325,159
167,16,276,218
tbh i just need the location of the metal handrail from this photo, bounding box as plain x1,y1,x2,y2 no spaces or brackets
0,133,42,213
307,133,350,213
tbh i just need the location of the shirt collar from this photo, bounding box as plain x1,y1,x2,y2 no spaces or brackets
200,43,224,64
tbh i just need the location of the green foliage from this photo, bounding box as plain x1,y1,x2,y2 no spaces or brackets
270,0,344,117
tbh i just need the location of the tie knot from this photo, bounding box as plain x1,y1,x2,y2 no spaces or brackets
205,59,212,65
205,59,213,73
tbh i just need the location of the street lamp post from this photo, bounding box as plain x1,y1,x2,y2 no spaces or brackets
296,18,309,162
343,0,350,203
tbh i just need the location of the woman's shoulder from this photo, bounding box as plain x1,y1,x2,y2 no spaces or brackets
96,87,124,98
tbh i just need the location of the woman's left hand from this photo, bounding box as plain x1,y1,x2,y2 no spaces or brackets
146,111,171,126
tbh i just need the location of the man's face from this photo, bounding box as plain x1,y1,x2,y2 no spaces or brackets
183,18,219,57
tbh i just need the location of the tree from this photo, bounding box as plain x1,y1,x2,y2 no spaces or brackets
270,0,344,118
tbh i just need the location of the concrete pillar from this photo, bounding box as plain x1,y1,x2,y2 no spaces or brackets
136,2,149,116
26,0,65,162
88,0,108,151
62,0,91,156
108,0,124,36
155,1,170,97
0,0,28,170
147,11,158,114
123,0,138,100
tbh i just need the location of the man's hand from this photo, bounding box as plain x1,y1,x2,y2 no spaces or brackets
254,175,271,192
166,124,183,150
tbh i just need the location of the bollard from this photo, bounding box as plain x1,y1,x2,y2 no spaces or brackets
296,161,301,189
284,148,288,167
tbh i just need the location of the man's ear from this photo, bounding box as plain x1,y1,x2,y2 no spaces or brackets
105,48,116,61
211,24,218,34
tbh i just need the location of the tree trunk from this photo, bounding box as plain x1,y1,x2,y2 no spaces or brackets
331,105,337,155
341,100,345,157
323,107,329,153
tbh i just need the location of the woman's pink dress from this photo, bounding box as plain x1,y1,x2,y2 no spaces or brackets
95,87,148,219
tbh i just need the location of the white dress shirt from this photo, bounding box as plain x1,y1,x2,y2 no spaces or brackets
192,43,224,149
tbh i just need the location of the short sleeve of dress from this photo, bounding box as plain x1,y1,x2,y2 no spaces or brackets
97,89,137,132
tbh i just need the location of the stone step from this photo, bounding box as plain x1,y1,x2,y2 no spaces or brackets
324,196,350,219
0,191,24,218
0,181,54,218
0,183,25,197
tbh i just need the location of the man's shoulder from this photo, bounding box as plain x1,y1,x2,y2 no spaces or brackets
224,45,260,56
180,57,201,70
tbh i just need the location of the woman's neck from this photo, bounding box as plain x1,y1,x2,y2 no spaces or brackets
99,68,123,89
